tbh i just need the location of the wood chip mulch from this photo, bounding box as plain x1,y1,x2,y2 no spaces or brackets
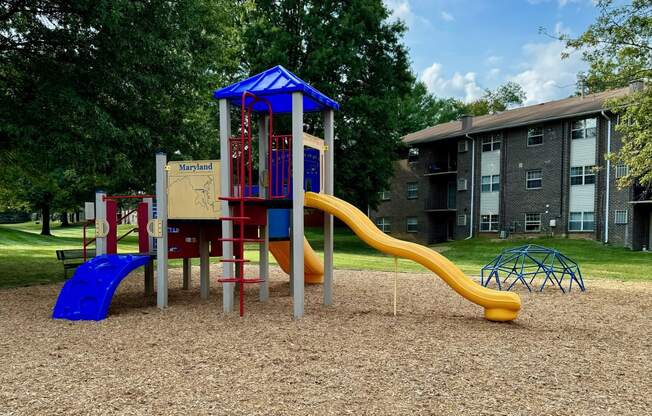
0,265,650,415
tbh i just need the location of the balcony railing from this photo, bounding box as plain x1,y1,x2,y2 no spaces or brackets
423,161,457,176
424,195,456,211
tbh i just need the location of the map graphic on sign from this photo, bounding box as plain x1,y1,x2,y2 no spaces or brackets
167,160,221,219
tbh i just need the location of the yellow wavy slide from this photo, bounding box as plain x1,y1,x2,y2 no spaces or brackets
269,238,324,284
304,192,521,322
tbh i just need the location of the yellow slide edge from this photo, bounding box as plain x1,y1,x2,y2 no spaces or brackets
304,192,521,322
269,238,324,284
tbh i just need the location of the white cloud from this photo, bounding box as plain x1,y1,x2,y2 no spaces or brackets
440,11,454,22
487,68,502,79
385,0,413,22
420,63,484,102
485,55,503,66
527,0,586,7
384,0,431,29
509,40,585,105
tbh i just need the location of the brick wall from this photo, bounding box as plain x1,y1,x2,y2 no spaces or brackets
502,121,565,236
370,158,429,243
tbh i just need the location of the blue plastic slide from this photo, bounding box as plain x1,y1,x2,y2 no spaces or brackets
53,254,151,321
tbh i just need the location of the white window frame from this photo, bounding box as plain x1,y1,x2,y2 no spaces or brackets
482,135,501,152
571,118,598,140
406,182,419,200
614,210,628,224
406,217,418,233
457,214,467,226
481,175,500,193
570,165,596,185
379,190,391,201
480,214,499,232
525,213,542,232
615,164,629,179
527,126,544,147
569,211,595,232
526,169,543,190
376,217,391,233
408,147,419,163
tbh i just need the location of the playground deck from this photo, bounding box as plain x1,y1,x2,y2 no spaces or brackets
1,266,650,415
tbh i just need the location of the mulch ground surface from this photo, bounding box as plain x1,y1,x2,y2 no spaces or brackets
1,265,650,415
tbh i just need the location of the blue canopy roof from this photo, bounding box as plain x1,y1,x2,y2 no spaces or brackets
213,65,340,113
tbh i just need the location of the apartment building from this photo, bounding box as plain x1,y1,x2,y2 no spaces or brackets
371,82,652,250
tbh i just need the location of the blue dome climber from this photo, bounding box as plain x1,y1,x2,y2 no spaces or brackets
481,245,585,293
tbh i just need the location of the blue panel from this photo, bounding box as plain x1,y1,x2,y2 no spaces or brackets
52,254,151,321
268,209,291,240
213,65,340,113
304,148,320,193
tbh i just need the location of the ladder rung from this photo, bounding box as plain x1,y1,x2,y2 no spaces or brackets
221,258,250,263
219,216,250,221
218,278,264,284
219,238,264,243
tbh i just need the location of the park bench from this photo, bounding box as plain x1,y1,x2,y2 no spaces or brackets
55,249,96,278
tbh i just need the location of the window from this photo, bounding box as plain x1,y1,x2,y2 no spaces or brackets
569,212,595,231
525,213,542,232
457,214,467,226
584,166,596,184
406,217,418,233
379,190,391,201
480,214,499,232
481,175,500,192
527,126,544,146
571,118,598,140
408,148,419,163
482,135,501,152
570,166,596,185
615,210,628,224
458,140,468,153
406,182,418,199
526,170,543,189
457,178,468,191
376,217,391,233
615,164,629,179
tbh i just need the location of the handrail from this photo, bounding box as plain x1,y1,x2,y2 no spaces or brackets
117,227,137,243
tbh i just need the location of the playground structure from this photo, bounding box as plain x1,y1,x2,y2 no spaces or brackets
481,245,586,293
53,65,522,322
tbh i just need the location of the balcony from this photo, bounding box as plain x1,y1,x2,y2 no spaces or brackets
424,190,456,212
423,161,457,177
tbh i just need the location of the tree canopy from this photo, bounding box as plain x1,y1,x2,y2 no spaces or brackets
241,0,414,209
0,0,241,233
564,0,652,190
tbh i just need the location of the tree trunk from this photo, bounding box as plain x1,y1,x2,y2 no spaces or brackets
60,211,70,227
41,205,51,235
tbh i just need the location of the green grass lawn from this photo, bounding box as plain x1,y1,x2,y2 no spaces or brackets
1,221,650,288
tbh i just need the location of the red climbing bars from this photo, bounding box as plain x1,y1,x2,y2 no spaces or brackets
218,91,273,316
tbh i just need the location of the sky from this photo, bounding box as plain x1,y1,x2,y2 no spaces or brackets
384,0,602,105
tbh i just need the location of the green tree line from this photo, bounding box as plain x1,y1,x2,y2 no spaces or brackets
0,0,535,235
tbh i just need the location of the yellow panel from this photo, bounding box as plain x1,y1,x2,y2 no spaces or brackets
167,160,221,219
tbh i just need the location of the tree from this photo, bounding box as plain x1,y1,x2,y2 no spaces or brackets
562,0,652,189
0,0,241,234
241,0,414,209
397,81,466,136
464,82,526,116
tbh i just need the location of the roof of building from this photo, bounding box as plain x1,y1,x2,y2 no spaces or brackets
402,87,629,145
213,65,340,113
